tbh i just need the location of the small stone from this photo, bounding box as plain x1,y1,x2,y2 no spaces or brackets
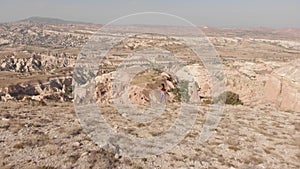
81,152,88,157
72,142,80,147
1,118,9,121
114,153,121,159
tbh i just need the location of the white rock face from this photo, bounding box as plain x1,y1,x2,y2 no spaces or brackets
264,75,282,102
224,58,300,112
0,54,75,73
190,58,300,112
0,38,10,45
250,38,300,50
264,63,300,112
274,64,300,85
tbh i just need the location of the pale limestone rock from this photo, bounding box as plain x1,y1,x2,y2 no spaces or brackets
239,66,257,78
280,81,298,111
161,72,170,79
31,95,43,101
264,75,281,102
166,80,175,89
295,93,300,112
200,83,211,97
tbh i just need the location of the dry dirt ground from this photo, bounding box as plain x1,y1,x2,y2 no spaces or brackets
0,101,121,169
0,101,299,168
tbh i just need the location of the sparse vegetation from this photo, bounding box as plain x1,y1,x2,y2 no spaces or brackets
170,87,181,102
153,68,163,74
213,91,243,105
13,143,24,149
202,99,212,105
38,100,47,106
171,80,189,102
129,46,135,50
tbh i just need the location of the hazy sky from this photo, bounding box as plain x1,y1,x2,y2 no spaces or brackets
0,0,299,28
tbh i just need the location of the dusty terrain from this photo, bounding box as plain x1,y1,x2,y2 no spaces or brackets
0,18,299,168
1,101,299,168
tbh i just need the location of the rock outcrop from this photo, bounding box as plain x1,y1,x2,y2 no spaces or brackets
264,64,300,112
0,54,75,73
224,58,300,112
92,70,180,105
0,76,73,102
177,57,299,112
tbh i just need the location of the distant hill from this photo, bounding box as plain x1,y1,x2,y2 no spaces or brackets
18,16,92,25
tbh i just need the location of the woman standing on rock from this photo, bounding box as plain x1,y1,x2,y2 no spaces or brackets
160,83,167,103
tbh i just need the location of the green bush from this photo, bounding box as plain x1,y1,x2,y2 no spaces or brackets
170,80,189,102
213,91,243,105
202,99,212,105
38,100,47,106
170,87,181,102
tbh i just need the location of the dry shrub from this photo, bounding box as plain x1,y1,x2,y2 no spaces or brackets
13,143,24,149
213,91,243,105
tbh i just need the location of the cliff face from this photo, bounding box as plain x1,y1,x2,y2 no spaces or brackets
264,63,300,112
224,58,300,112
184,58,300,112
0,76,73,102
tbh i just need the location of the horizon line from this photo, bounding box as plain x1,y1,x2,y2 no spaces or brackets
1,16,300,30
